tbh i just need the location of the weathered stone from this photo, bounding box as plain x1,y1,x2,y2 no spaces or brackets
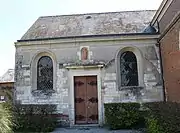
104,73,116,81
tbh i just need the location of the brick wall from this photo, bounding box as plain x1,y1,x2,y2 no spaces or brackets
160,19,180,101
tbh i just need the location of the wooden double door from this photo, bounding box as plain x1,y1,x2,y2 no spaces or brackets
74,76,98,124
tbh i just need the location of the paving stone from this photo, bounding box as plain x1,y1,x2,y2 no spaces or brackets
51,127,143,133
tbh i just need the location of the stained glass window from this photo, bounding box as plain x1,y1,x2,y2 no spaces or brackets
120,51,138,86
37,56,53,90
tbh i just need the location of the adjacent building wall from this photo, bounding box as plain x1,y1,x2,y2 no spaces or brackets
158,0,180,33
159,18,180,102
0,82,14,102
155,0,180,102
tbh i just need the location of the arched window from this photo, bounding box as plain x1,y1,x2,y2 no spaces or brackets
120,51,138,87
37,56,53,90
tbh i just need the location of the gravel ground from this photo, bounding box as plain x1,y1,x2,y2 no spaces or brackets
51,127,143,133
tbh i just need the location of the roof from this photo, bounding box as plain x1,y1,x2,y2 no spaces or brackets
0,69,14,83
20,10,156,41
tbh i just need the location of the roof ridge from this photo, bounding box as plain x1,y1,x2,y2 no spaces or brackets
39,10,156,18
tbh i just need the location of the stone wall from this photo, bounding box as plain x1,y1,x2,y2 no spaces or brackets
15,37,164,125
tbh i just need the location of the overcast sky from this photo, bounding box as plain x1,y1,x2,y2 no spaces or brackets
0,0,162,76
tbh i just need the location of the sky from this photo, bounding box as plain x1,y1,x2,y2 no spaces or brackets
0,0,162,76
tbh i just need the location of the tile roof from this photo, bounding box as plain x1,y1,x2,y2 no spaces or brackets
20,10,156,40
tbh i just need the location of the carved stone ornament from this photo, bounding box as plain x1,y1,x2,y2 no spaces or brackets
81,47,88,60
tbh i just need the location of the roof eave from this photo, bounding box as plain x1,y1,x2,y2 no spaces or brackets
0,81,14,84
16,32,159,43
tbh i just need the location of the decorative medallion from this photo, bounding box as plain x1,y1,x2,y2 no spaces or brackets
75,98,84,103
81,47,88,60
88,97,98,103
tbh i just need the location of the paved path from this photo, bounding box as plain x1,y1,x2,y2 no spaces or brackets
51,127,143,133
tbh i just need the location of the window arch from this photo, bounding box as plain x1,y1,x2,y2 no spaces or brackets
120,51,138,87
37,56,53,90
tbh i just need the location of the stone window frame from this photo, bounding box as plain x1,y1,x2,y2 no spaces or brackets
116,47,144,90
31,51,57,92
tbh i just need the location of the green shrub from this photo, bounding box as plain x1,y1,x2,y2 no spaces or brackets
144,102,180,133
104,102,143,130
13,104,58,132
104,102,180,132
145,115,163,133
0,102,13,133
